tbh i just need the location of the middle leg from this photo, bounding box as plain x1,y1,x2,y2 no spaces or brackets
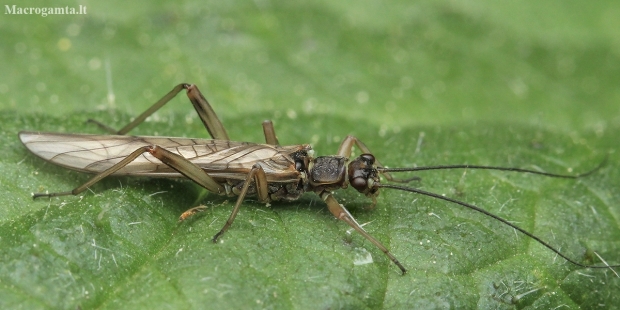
212,163,270,242
262,120,280,145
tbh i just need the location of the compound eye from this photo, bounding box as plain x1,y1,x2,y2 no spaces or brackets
350,177,367,191
360,154,375,165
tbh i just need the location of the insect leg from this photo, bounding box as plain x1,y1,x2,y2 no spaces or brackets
212,164,270,242
184,84,229,140
148,146,225,193
320,191,406,274
87,84,230,140
33,146,157,198
261,120,280,145
87,84,187,134
336,135,419,183
178,205,208,223
33,145,225,199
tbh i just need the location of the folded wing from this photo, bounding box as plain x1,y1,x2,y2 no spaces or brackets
19,131,308,181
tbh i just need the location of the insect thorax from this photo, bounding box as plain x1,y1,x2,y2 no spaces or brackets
307,156,348,193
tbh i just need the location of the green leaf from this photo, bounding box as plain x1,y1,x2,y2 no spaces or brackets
2,0,620,309
3,112,620,309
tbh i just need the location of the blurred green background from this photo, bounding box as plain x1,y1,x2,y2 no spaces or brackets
1,0,619,309
2,0,619,130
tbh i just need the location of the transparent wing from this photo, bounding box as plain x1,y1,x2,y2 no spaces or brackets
19,131,307,180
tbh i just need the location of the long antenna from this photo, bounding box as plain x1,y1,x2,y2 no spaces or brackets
377,183,619,269
377,155,607,179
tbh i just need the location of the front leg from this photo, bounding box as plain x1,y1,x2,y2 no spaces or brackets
337,135,419,183
320,191,407,274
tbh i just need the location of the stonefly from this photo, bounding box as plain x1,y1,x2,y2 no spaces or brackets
19,83,618,274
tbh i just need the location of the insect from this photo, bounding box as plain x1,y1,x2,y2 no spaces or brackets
19,83,618,274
